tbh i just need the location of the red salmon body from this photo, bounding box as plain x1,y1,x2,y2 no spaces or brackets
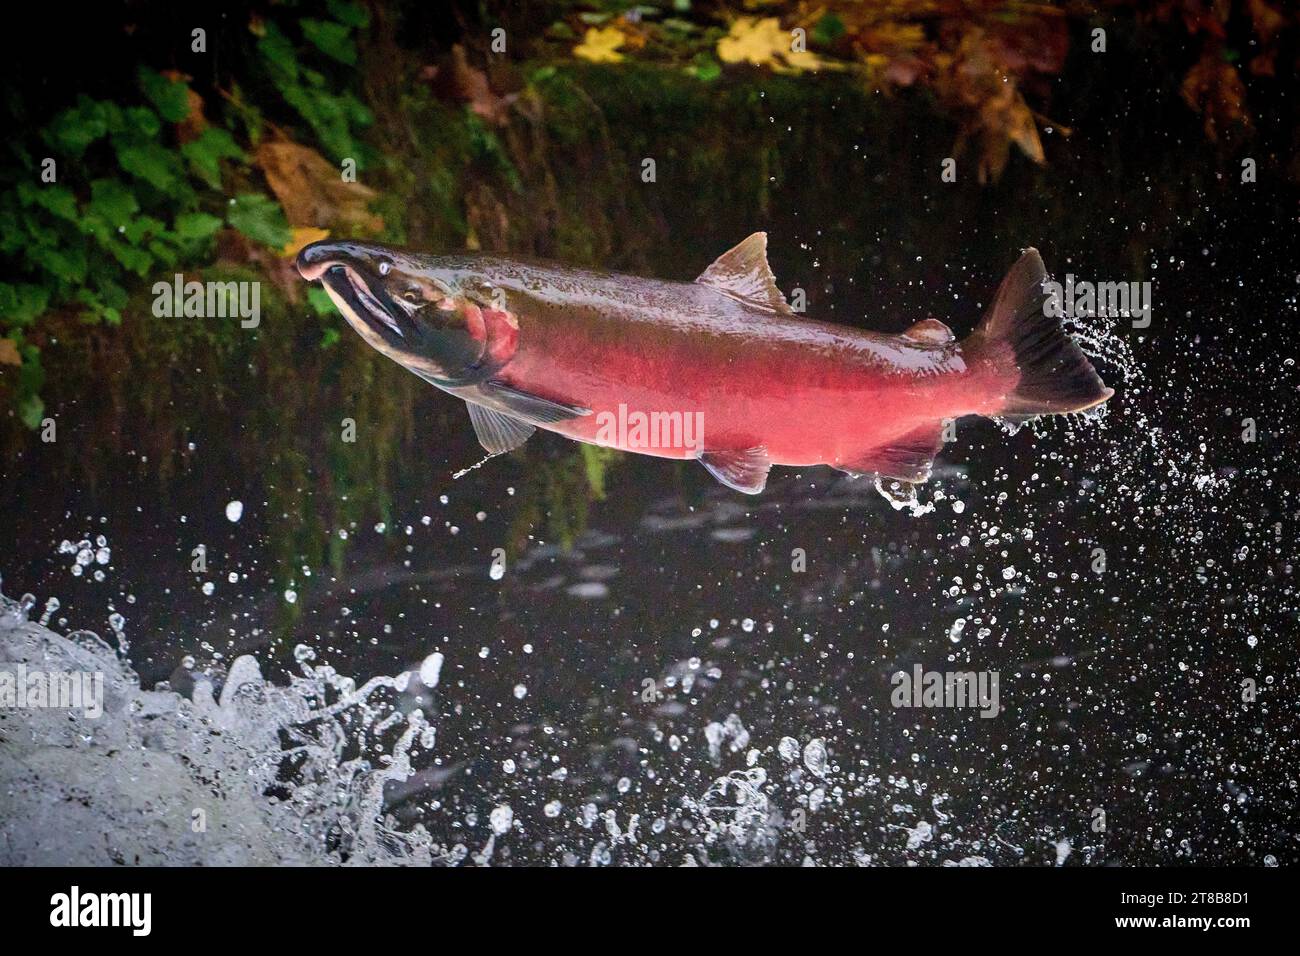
298,233,1113,493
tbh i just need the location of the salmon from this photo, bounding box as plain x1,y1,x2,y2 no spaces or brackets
297,234,1113,493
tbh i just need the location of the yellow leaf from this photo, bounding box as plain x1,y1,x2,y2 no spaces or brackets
717,17,828,73
574,27,626,64
0,338,20,367
282,227,331,259
717,17,785,68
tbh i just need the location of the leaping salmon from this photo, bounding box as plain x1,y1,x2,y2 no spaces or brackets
296,234,1113,494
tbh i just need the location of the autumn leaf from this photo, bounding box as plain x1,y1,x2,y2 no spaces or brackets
1182,48,1251,141
0,339,20,367
254,140,383,234
429,45,514,125
718,17,786,67
282,227,331,259
574,27,626,64
717,17,829,73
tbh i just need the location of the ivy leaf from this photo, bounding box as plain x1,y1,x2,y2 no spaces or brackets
302,18,357,65
226,193,293,248
138,66,192,123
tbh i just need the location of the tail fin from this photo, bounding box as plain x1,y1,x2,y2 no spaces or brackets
971,248,1114,417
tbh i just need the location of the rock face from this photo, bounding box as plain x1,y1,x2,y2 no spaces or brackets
0,592,434,866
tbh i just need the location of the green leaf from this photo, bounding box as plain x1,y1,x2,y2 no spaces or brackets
174,211,223,241
138,66,191,123
302,18,357,65
45,97,110,154
0,283,51,327
87,178,141,228
689,56,722,82
226,193,292,248
18,183,79,222
121,214,165,245
180,127,246,188
812,13,845,46
115,140,183,193
18,392,44,430
257,23,301,84
307,286,338,317
325,0,369,29
40,245,88,283
123,106,162,140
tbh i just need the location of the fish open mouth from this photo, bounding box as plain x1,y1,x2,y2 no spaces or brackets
323,265,404,338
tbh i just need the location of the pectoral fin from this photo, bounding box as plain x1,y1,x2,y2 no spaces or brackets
477,381,591,424
700,446,772,495
467,402,535,455
838,423,945,483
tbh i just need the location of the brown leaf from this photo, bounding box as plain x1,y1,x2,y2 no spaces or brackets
430,45,515,125
1181,48,1250,141
254,140,383,234
0,338,21,366
161,69,207,143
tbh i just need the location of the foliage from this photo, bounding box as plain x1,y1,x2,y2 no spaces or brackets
0,2,374,428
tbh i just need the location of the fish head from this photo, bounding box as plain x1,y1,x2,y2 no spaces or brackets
297,239,515,385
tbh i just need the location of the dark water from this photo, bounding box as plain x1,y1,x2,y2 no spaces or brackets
3,59,1298,864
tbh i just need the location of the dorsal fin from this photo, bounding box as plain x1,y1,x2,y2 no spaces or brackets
696,232,792,314
903,318,954,345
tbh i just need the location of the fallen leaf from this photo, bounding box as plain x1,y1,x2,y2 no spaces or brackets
282,226,331,259
718,16,828,72
254,140,383,234
0,338,20,366
718,17,786,67
429,45,515,125
574,26,626,63
1181,48,1250,141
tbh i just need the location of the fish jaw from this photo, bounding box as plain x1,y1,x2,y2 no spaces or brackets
297,239,495,385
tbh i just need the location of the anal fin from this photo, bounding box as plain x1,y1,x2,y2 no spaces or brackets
467,402,535,455
838,423,945,483
700,446,772,495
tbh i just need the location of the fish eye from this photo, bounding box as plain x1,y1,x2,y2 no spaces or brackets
378,261,391,276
